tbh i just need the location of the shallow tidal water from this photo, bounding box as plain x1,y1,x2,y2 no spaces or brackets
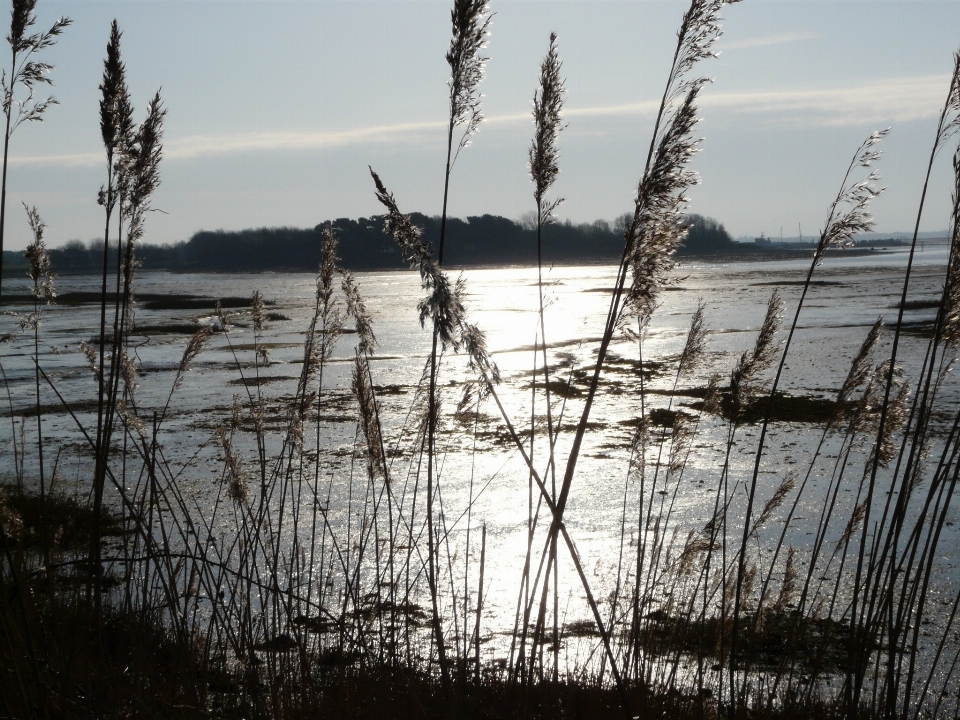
2,245,959,679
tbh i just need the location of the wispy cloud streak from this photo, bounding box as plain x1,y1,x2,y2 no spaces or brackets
7,74,952,167
700,74,952,126
722,31,815,50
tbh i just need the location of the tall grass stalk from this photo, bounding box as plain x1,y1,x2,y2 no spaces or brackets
423,0,491,698
527,30,564,684
21,203,51,567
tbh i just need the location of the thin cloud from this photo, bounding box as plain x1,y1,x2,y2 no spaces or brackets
8,151,101,168
167,119,449,160
6,74,952,167
6,119,451,168
699,74,951,127
721,32,816,51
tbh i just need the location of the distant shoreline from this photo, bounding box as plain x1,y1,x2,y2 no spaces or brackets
0,246,893,278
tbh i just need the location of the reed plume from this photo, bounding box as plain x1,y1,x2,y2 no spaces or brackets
530,32,564,226
91,22,136,618
934,51,960,156
835,316,884,414
813,130,888,267
617,1,738,332
22,203,52,304
352,352,386,482
341,271,376,356
749,472,796,539
175,327,212,392
445,0,492,164
20,202,53,568
121,91,165,251
461,320,499,384
729,290,782,408
370,167,467,351
677,299,707,378
771,546,798,614
730,130,887,711
215,426,249,506
555,0,737,546
316,227,344,359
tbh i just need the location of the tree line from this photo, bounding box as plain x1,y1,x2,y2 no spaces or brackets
1,213,743,275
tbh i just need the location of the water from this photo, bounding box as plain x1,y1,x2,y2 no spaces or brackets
2,245,958,691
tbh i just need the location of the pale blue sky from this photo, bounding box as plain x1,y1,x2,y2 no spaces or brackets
3,0,960,249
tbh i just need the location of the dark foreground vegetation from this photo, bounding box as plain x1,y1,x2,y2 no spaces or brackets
0,485,866,719
4,0,960,719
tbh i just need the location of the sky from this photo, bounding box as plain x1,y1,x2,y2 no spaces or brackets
3,0,960,250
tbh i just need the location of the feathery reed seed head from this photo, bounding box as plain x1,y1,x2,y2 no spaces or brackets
215,427,249,505
251,290,265,334
175,326,212,391
352,352,386,482
99,21,131,158
22,203,54,304
836,316,883,410
814,130,888,266
6,1,69,112
341,271,376,355
677,299,707,378
370,167,468,351
447,0,492,151
730,290,783,407
529,32,565,224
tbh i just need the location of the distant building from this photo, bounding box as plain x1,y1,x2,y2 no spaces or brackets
754,233,771,246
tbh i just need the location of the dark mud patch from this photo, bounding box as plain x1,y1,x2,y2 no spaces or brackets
893,298,941,310
372,384,407,396
588,356,667,393
642,386,844,424
131,323,201,336
602,354,667,377
751,280,843,287
521,379,582,399
897,320,936,339
228,375,300,387
139,295,272,311
476,420,608,448
0,292,273,310
704,391,841,424
640,609,851,672
223,342,302,352
581,286,685,294
0,292,192,307
4,398,100,418
505,336,604,354
643,386,711,400
620,408,694,429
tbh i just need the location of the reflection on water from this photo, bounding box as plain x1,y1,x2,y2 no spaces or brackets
1,245,957,675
